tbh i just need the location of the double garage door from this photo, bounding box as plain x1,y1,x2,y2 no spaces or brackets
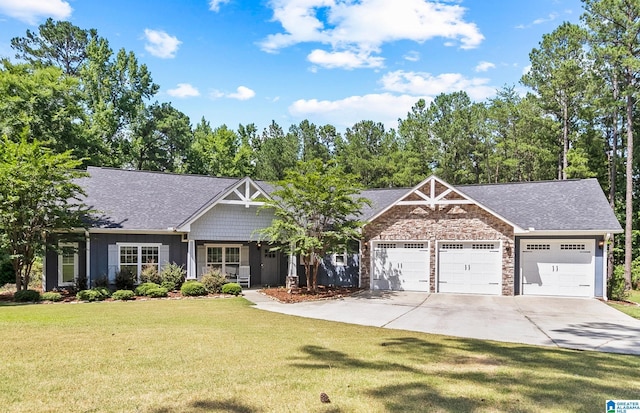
371,241,502,294
520,239,595,297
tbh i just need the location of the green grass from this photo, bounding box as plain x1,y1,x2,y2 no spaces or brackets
608,290,640,319
1,298,639,412
627,289,640,304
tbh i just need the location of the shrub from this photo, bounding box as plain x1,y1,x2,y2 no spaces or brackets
112,290,135,301
14,289,41,302
201,269,227,293
135,282,160,296
140,264,161,284
41,292,62,302
180,281,207,297
93,275,109,288
160,280,176,291
77,288,110,302
115,268,136,290
75,273,88,291
0,254,14,286
160,263,186,290
608,265,629,301
146,287,168,298
221,283,242,296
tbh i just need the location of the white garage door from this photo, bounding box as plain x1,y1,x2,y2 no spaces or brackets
438,242,502,295
520,239,595,297
372,242,430,291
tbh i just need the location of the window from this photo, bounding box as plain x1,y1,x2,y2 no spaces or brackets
377,243,397,249
206,245,241,275
403,243,425,249
333,251,347,266
440,243,463,250
526,244,550,250
58,243,78,286
472,243,495,250
560,244,586,250
118,244,160,279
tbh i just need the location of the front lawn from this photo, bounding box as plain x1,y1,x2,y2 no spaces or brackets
608,290,640,320
1,298,639,412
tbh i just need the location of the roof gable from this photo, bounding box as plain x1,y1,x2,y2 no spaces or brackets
366,175,522,230
177,177,271,231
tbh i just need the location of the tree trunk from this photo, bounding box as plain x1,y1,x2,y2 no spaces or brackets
562,100,569,180
624,90,634,291
608,74,619,282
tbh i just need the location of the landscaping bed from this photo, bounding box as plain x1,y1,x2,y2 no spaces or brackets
260,285,362,303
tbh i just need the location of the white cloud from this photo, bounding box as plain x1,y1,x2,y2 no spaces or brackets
403,51,420,62
209,0,230,12
307,49,384,69
380,70,496,101
516,13,558,29
211,86,256,100
0,0,71,24
143,29,181,59
475,61,495,72
289,93,426,131
260,0,483,69
167,83,200,98
522,64,532,76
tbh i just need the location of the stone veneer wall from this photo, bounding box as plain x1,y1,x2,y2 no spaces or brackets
362,203,515,295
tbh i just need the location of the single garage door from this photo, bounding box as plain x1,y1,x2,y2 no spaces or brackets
438,241,502,295
372,241,430,291
520,239,595,297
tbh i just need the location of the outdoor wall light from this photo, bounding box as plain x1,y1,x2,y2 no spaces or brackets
598,240,604,249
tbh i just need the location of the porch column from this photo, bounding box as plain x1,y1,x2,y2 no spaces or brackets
287,243,297,276
85,230,91,288
187,239,196,279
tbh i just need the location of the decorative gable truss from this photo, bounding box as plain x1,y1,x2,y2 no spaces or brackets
397,177,473,209
219,178,268,208
367,175,521,231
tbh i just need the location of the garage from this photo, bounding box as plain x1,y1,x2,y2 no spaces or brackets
371,241,430,291
520,239,595,297
437,241,502,295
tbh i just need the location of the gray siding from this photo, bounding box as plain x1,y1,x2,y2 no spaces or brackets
189,204,275,241
89,233,187,285
296,254,360,287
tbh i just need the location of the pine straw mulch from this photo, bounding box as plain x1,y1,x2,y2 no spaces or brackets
259,286,362,303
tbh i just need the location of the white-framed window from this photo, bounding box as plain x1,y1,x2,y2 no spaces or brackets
58,242,78,286
117,243,160,278
333,251,347,266
205,244,241,276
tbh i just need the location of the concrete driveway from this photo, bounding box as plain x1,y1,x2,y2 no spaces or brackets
243,290,640,355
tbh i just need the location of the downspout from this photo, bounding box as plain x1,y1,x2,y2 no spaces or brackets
603,233,610,301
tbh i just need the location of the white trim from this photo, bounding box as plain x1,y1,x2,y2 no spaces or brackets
602,235,608,300
116,243,162,280
203,243,243,275
85,231,91,288
514,229,621,236
177,177,272,231
331,250,348,266
58,242,79,287
187,240,196,279
88,228,180,235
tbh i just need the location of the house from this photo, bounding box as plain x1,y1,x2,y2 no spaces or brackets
44,168,622,298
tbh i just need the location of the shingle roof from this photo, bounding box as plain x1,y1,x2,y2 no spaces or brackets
81,167,241,230
80,168,621,233
457,178,622,232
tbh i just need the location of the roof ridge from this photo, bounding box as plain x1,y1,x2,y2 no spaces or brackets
87,166,242,181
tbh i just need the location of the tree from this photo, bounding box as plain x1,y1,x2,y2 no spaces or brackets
521,22,590,180
128,102,193,172
258,160,370,292
0,61,98,163
10,18,97,76
337,120,399,188
253,121,300,181
583,0,640,291
0,137,87,291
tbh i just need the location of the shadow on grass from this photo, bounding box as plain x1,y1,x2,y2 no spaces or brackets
151,398,256,413
291,335,640,412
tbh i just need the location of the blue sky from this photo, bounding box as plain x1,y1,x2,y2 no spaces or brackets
0,0,583,134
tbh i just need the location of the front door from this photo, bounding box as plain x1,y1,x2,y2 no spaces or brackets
261,248,279,286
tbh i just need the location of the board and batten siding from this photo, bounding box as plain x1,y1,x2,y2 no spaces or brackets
188,204,275,241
